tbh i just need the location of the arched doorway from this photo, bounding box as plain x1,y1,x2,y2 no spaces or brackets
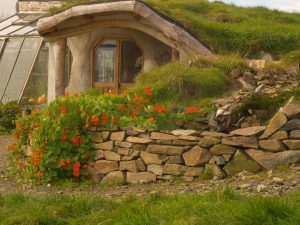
93,38,143,94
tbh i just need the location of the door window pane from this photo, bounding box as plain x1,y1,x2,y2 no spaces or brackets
121,41,143,83
0,38,23,100
95,40,116,83
2,38,41,102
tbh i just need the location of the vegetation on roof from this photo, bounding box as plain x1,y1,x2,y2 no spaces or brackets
48,0,300,57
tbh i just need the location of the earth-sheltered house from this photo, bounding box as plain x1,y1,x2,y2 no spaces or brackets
0,0,212,104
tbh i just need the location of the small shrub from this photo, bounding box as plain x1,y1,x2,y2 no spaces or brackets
0,101,22,131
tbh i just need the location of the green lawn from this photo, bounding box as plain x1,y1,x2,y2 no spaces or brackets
1,189,300,225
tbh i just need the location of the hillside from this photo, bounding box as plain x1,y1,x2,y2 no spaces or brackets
48,0,300,57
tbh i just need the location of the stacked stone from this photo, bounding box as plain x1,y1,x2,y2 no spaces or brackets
87,97,300,185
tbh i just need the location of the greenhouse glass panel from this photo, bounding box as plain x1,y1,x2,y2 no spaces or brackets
2,38,41,102
21,43,48,104
0,15,19,31
0,25,25,35
0,38,23,100
0,40,4,53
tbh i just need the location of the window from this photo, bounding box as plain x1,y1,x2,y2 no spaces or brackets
94,38,143,94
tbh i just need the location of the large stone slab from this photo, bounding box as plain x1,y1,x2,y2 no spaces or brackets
151,132,177,140
245,149,300,170
282,97,300,119
140,151,162,165
258,140,286,152
183,146,211,166
210,144,237,155
127,172,157,184
198,137,221,148
201,131,227,138
172,130,197,136
146,145,184,156
103,151,121,161
110,131,125,141
283,140,300,150
119,160,138,172
94,141,114,150
94,160,118,174
230,126,266,136
290,130,300,139
126,137,153,144
222,136,258,149
162,163,203,177
270,131,288,140
223,150,262,176
147,164,163,175
100,171,125,184
280,119,300,131
88,132,103,143
260,111,287,139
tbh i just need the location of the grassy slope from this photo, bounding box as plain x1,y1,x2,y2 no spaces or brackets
1,189,300,225
50,0,300,57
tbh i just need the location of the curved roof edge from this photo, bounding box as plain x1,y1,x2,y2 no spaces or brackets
37,0,212,55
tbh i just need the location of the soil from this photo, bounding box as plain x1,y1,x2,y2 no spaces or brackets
1,135,300,197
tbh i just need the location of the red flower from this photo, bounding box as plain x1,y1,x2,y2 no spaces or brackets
14,134,20,140
119,104,126,110
18,162,26,169
130,114,136,120
102,114,109,120
135,105,141,111
66,159,71,166
112,117,118,123
107,90,113,94
8,143,17,152
74,93,79,98
64,129,69,134
91,115,99,126
155,105,166,113
144,88,153,96
60,160,66,168
101,120,107,125
61,107,67,115
61,134,67,141
71,137,80,146
37,171,42,177
186,107,200,114
73,161,81,177
65,92,70,97
73,171,80,177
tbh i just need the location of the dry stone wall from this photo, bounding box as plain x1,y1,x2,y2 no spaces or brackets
17,1,64,13
88,97,300,185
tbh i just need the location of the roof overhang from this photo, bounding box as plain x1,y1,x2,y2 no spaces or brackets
37,0,212,55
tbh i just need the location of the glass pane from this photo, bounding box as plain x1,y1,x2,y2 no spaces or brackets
2,38,41,102
121,41,143,83
20,43,49,104
0,38,23,100
95,40,116,83
0,25,25,35
0,15,19,31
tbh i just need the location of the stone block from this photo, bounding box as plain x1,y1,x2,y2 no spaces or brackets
147,164,163,175
183,146,211,166
140,151,162,165
270,131,288,140
212,155,226,165
104,151,121,161
94,160,118,174
88,132,103,143
110,131,126,141
165,156,184,164
259,140,286,152
172,140,198,146
290,130,300,139
136,158,147,171
100,171,125,185
117,147,131,156
210,144,237,155
127,172,157,184
222,136,258,149
151,132,177,140
230,126,266,136
198,137,221,148
119,160,138,172
115,141,132,148
283,140,300,150
260,111,287,139
147,145,184,156
94,141,114,150
127,136,153,144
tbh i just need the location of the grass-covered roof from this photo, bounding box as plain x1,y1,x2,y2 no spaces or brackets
48,0,300,57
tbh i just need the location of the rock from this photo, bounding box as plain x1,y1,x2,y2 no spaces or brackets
183,167,204,177
270,131,288,140
223,154,232,162
258,140,286,152
181,176,194,182
260,111,287,139
94,141,114,150
100,171,125,185
101,131,110,141
257,184,267,193
88,132,103,143
103,151,121,161
127,172,157,184
147,164,163,175
126,129,140,136
212,155,226,165
121,156,134,161
273,177,284,185
156,140,172,145
283,140,300,150
130,149,140,157
280,119,300,131
115,141,132,148
95,150,105,160
119,161,138,172
140,151,162,165
222,136,258,149
223,150,263,176
290,130,300,139
163,164,183,176
151,132,177,140
165,156,184,164
201,131,227,138
238,78,255,91
94,160,119,174
178,136,200,141
247,59,266,70
255,84,264,93
132,144,147,151
147,145,184,156
210,144,237,155
205,164,226,177
198,137,221,148
230,126,266,136
136,158,147,172
110,131,125,141
183,146,212,166
172,140,198,146
117,147,131,156
238,183,252,190
245,149,300,170
172,130,197,136
281,97,300,119
126,137,153,144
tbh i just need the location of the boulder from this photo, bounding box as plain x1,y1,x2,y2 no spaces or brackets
119,160,138,172
110,131,126,141
258,140,286,152
280,119,300,131
245,149,300,170
223,150,262,176
183,146,212,166
126,137,153,144
103,151,121,161
94,141,114,150
94,160,118,174
222,136,258,149
140,151,162,165
283,140,300,150
100,171,125,185
198,137,221,148
230,126,266,136
260,111,287,139
127,172,157,184
281,97,300,119
210,144,237,155
270,131,288,140
151,132,177,140
147,164,163,175
146,145,184,156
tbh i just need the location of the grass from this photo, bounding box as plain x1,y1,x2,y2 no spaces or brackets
1,189,300,224
48,0,300,57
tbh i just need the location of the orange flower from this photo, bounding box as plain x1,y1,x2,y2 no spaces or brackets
16,121,22,129
186,107,200,114
102,114,109,120
61,107,67,115
91,115,99,126
112,117,118,123
71,137,80,146
65,92,70,97
18,162,26,169
14,134,20,140
155,105,166,113
144,88,153,96
8,143,17,152
37,171,42,177
74,93,79,98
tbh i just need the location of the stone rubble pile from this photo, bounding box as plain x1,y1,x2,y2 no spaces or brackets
88,97,300,185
